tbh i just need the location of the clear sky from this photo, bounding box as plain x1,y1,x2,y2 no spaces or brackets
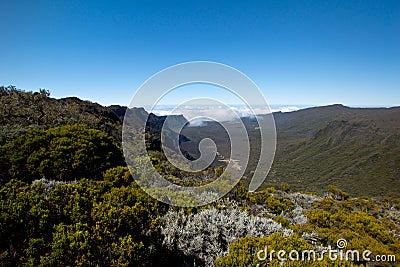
1,0,399,107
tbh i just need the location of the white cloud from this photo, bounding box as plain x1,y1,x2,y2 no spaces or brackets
150,105,301,122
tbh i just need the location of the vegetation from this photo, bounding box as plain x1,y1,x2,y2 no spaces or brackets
182,104,400,197
1,87,399,266
214,233,353,267
0,178,169,266
267,105,400,197
0,124,124,183
0,85,122,144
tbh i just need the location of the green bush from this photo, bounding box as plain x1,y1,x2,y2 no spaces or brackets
1,124,124,182
0,178,168,266
214,233,352,266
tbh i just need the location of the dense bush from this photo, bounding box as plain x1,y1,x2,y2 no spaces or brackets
305,196,400,263
1,177,400,266
0,124,124,183
216,186,400,267
0,178,168,266
214,233,353,267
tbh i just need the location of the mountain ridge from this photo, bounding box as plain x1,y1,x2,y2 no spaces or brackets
1,86,399,197
265,104,400,197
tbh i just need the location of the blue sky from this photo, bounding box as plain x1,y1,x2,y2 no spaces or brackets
1,0,399,107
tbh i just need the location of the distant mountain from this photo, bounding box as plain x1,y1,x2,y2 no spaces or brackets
267,104,400,197
180,104,400,197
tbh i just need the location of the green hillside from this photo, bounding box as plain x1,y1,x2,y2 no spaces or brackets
0,86,122,144
181,104,400,197
268,105,400,197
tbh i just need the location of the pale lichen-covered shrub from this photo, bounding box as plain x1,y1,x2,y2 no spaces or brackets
280,192,321,225
161,207,284,266
32,178,77,194
286,192,321,209
289,206,308,225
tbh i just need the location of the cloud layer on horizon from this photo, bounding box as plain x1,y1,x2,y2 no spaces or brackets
148,105,302,125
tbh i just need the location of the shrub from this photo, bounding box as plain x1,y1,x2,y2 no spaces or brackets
1,124,124,182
